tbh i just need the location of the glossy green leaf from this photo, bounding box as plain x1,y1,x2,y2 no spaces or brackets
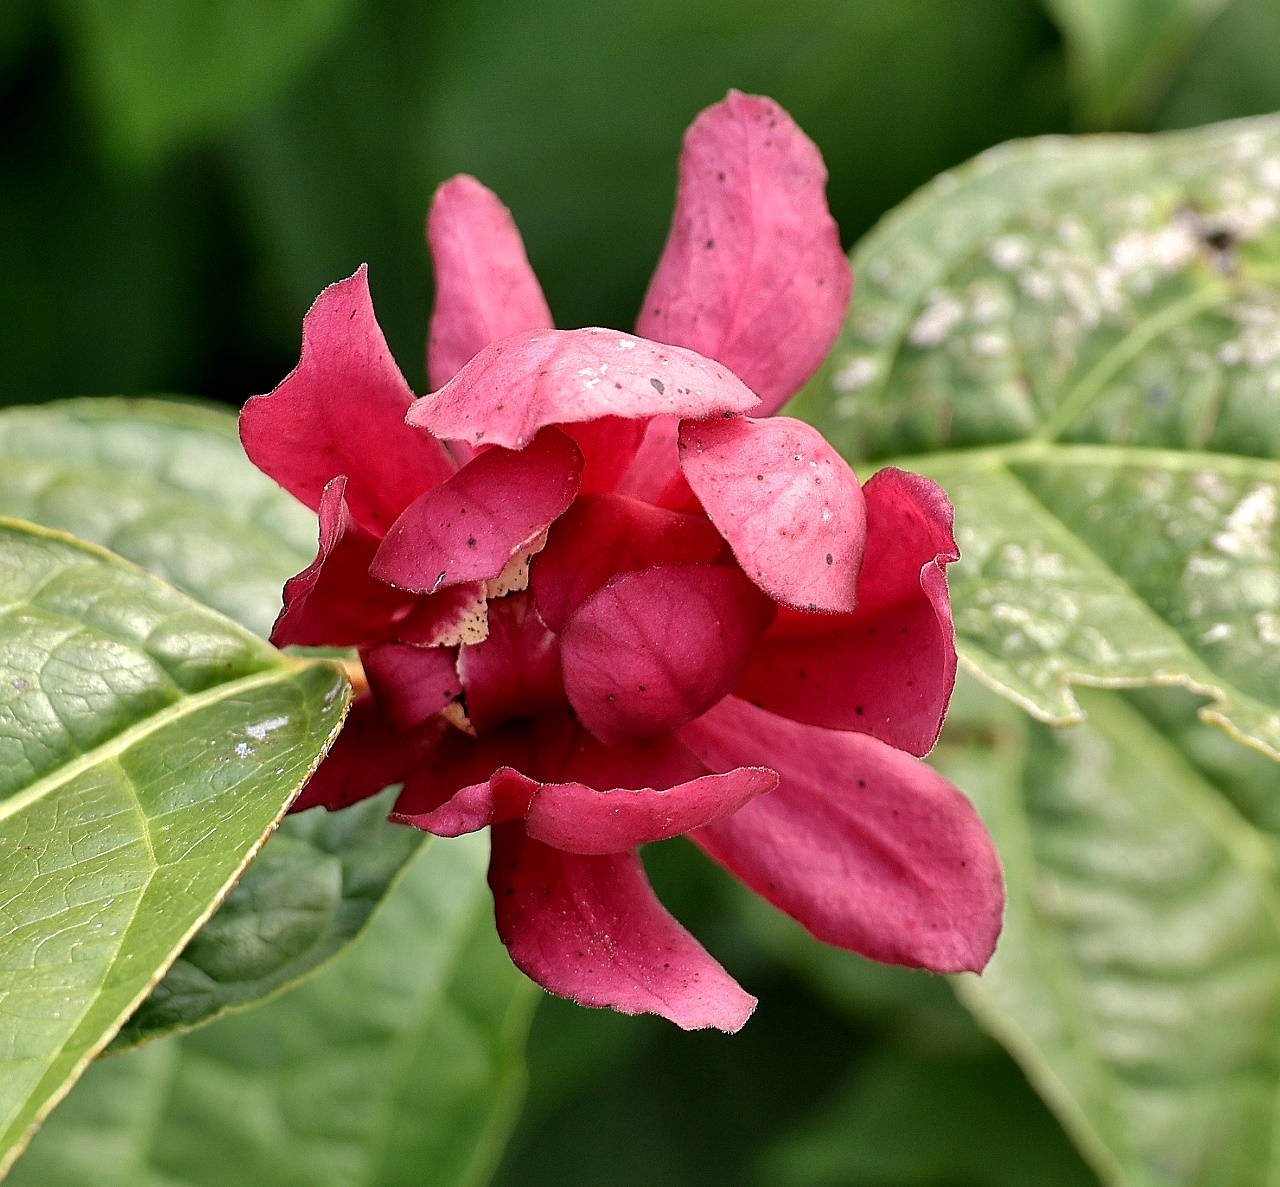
794,113,1280,758
110,786,422,1051
1043,0,1232,128
0,519,348,1175
934,677,1280,1187
0,397,430,1049
53,0,359,164
10,833,540,1187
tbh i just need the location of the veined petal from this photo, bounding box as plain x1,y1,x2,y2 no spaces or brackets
679,415,865,613
489,823,757,1032
362,642,462,734
426,175,554,390
637,91,851,416
735,467,958,756
680,697,1003,974
371,426,582,594
561,563,775,745
291,692,444,813
532,492,722,633
271,476,415,649
407,326,758,450
240,267,455,535
458,590,567,733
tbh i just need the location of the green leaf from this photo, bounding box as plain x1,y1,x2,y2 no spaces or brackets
10,833,540,1187
0,519,348,1175
109,786,422,1051
793,113,1280,758
932,676,1280,1186
52,0,360,165
1043,0,1232,128
0,397,431,1048
0,398,314,641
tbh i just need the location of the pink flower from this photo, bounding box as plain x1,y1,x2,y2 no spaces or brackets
240,91,1003,1033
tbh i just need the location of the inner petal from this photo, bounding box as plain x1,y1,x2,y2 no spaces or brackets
560,562,776,745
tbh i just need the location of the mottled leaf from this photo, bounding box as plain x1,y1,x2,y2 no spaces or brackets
938,677,1280,1187
795,113,1280,758
0,520,348,1175
11,833,540,1187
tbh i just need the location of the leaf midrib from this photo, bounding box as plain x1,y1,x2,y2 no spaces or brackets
0,665,301,828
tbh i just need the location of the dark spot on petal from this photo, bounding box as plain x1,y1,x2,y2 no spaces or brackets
717,171,726,181
807,603,817,611
650,377,665,395
825,554,833,565
467,536,477,547
857,779,866,788
705,238,715,249
796,670,806,679
855,706,864,715
615,382,622,389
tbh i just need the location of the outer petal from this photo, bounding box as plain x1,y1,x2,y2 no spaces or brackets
489,823,757,1032
407,326,759,450
371,427,582,594
560,563,776,745
240,267,455,535
291,692,444,813
362,642,462,734
680,697,1003,973
524,767,776,854
735,467,959,756
678,415,865,613
271,476,415,649
458,590,567,733
426,175,555,390
531,493,723,633
394,709,774,850
636,91,851,416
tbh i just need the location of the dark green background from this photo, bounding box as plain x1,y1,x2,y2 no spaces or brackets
5,1,1280,1181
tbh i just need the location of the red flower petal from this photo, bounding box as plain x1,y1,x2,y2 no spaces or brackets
636,92,851,416
458,591,567,733
531,492,722,633
426,175,555,390
407,327,759,450
394,710,773,851
362,642,462,734
239,267,455,536
291,692,444,813
561,563,776,745
680,697,1003,974
489,822,757,1032
559,416,648,495
735,467,959,756
271,476,414,649
371,426,582,594
612,415,698,510
678,415,865,613
524,766,775,854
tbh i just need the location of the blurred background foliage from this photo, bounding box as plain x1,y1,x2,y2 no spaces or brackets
6,0,1280,1182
